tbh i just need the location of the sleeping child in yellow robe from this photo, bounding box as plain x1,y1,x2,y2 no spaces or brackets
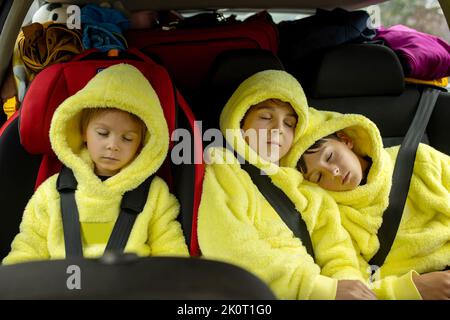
198,70,376,300
283,108,450,299
3,64,189,264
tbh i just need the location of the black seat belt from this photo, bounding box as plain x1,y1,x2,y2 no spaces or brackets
241,161,314,259
57,166,154,258
58,166,83,257
369,87,440,268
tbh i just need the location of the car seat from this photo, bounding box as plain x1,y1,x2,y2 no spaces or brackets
289,42,449,268
303,43,449,154
0,48,204,259
0,113,41,259
199,48,284,131
196,41,449,276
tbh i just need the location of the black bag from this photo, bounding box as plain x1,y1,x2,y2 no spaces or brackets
279,8,376,93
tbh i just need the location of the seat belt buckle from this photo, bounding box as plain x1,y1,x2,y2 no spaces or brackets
368,264,380,284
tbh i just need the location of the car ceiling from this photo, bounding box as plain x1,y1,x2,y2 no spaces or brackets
46,0,389,11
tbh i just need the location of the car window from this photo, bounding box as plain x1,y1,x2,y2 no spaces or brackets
21,0,40,26
181,9,311,23
366,0,450,42
220,9,311,23
365,0,450,89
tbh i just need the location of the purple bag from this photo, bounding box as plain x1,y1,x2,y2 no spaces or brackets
375,25,450,80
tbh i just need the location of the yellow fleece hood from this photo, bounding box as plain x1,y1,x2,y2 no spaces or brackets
218,70,309,172
283,108,393,259
283,107,384,177
49,63,169,194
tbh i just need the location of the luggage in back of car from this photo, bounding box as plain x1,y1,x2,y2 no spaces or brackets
125,11,278,106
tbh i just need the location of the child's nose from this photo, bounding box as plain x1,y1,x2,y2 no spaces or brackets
327,165,340,176
106,138,120,151
272,119,284,133
270,128,281,138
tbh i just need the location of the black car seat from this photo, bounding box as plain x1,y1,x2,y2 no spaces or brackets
0,115,41,259
304,43,449,154
199,48,285,131
287,42,449,268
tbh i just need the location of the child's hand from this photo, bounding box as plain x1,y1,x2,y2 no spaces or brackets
413,270,450,300
335,280,377,300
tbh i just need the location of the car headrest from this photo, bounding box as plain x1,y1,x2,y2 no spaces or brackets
209,48,284,104
311,44,405,98
19,52,176,156
197,48,284,129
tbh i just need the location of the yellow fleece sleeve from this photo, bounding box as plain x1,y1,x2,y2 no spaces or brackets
412,144,450,215
371,270,422,300
378,144,449,277
309,275,338,300
308,191,365,282
198,163,337,300
147,177,189,257
271,171,365,282
2,181,51,265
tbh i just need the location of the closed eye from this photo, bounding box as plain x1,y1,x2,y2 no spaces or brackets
258,112,272,120
326,152,333,162
311,172,322,183
284,116,297,128
284,121,295,128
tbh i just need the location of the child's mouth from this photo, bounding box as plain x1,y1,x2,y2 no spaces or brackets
102,156,119,161
267,141,281,147
342,172,350,184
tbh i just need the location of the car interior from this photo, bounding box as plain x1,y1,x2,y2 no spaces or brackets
0,0,448,299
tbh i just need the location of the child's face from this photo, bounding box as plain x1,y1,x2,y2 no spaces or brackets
301,134,364,191
84,109,143,176
241,99,297,163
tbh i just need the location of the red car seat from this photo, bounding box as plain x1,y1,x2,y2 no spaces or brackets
0,48,204,258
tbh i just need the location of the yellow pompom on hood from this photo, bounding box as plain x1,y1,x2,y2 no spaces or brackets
199,70,365,300
3,64,188,265
284,108,450,299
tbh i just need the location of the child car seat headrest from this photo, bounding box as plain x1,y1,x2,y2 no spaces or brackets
311,43,405,98
19,53,176,156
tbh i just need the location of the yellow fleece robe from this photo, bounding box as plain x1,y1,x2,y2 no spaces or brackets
2,64,189,265
198,70,365,300
283,108,450,299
